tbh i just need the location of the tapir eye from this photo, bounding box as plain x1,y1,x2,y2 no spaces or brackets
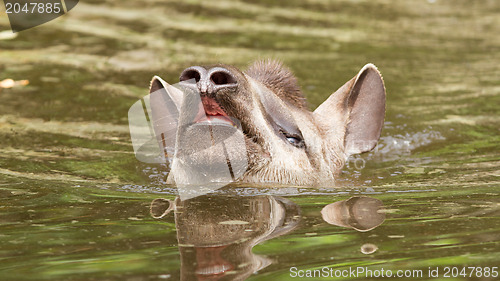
281,130,305,149
286,136,302,146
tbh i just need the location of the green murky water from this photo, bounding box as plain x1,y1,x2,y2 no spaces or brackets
0,0,499,280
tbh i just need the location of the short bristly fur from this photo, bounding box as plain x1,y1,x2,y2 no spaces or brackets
246,60,308,110
149,60,386,186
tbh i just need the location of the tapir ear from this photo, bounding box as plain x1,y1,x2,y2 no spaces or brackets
149,76,183,107
149,76,183,162
314,64,385,156
150,76,164,93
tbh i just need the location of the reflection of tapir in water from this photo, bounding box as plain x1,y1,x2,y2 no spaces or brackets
147,60,386,186
321,196,385,232
151,195,300,280
150,195,385,280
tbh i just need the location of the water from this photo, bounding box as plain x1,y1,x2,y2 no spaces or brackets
0,0,499,280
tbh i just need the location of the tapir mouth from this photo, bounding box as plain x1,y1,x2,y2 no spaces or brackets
194,96,236,127
194,246,234,279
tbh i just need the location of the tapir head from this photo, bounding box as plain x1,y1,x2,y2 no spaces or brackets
149,60,385,186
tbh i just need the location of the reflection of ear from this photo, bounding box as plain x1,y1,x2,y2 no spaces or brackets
321,196,385,232
314,64,386,156
150,198,175,219
254,196,301,243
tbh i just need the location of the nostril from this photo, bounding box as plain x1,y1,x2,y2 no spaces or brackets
180,69,202,83
210,71,237,85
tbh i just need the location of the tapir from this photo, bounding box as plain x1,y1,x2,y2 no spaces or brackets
148,60,385,186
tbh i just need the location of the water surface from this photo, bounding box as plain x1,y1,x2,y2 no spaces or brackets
0,0,499,280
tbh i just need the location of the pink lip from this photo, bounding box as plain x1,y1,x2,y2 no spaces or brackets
194,97,235,126
196,115,235,126
194,246,234,280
